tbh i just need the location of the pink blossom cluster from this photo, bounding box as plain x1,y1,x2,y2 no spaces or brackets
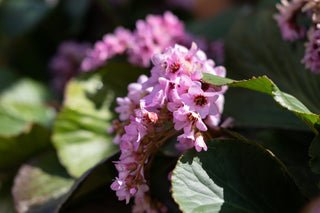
274,0,320,73
81,11,224,72
49,41,90,92
109,43,226,212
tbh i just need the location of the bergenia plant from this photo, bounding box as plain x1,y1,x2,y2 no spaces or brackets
109,43,227,212
3,1,320,213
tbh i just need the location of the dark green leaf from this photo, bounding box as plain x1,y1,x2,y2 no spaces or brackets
58,152,180,213
223,88,307,129
203,74,320,133
12,152,74,213
225,9,320,116
56,152,132,213
309,135,320,174
0,124,51,172
172,139,307,213
244,129,320,198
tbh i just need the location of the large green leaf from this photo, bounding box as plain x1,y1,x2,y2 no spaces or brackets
52,63,147,178
52,74,117,178
12,152,74,213
221,9,320,129
243,129,320,198
223,88,307,130
172,139,307,213
203,74,320,133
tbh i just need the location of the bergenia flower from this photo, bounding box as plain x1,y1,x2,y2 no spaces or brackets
274,0,320,73
49,41,90,92
109,43,227,212
274,0,306,41
302,28,320,73
81,11,225,72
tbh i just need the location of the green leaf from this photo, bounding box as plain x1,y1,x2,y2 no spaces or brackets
0,78,56,136
225,9,320,116
223,88,307,129
203,74,320,133
172,139,307,213
244,129,320,198
0,124,52,172
53,62,147,178
52,76,117,178
309,135,320,174
12,152,74,213
0,0,51,37
1,78,52,104
0,77,55,172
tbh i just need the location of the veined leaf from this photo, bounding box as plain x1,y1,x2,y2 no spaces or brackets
172,139,307,213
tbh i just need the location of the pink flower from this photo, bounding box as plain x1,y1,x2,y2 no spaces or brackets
173,105,207,133
181,81,219,119
176,131,195,151
302,28,320,73
111,177,131,204
49,41,90,92
194,134,207,152
274,0,306,42
111,42,227,211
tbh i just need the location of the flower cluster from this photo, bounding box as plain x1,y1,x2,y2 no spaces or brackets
109,43,227,212
81,11,224,71
49,41,90,92
274,0,320,73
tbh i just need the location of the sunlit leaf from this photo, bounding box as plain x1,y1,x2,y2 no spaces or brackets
12,152,74,213
52,62,146,178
